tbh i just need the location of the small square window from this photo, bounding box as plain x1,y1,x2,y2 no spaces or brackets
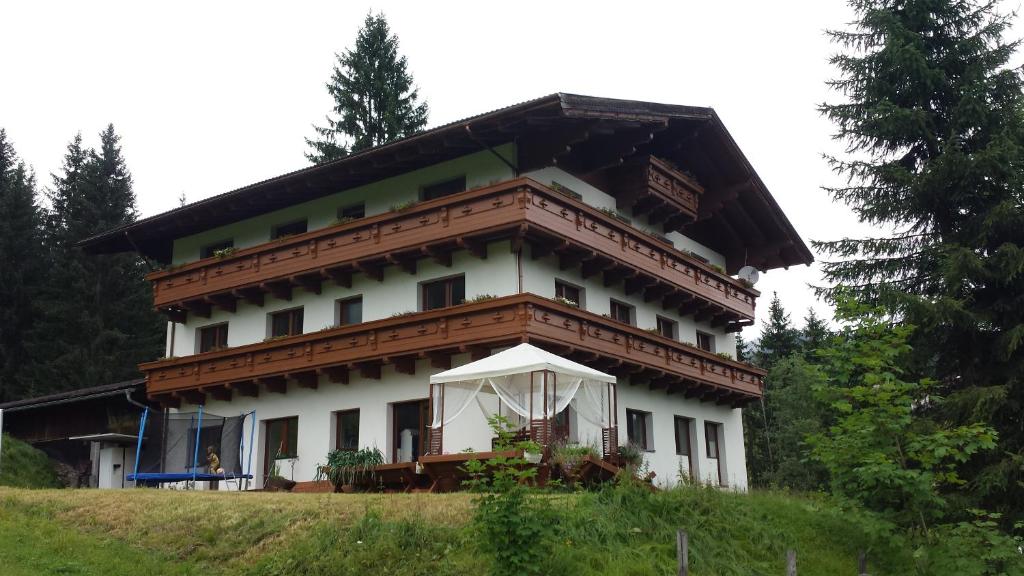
555,280,582,307
272,219,307,240
610,300,634,325
656,316,677,339
421,176,466,201
696,331,715,353
200,239,233,259
422,276,465,311
337,296,363,325
336,410,360,451
198,323,229,353
626,409,652,450
269,307,303,338
339,203,365,220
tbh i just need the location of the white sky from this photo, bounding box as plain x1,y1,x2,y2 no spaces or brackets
1,0,896,335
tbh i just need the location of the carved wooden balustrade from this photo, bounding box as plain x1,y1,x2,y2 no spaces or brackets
141,294,764,407
148,178,757,327
611,155,703,230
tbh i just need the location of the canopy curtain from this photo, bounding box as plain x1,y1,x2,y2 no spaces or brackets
430,378,486,429
573,380,614,428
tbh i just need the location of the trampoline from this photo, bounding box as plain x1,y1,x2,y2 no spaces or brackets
127,405,255,487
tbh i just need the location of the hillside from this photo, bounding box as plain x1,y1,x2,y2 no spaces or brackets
0,484,917,576
0,434,60,489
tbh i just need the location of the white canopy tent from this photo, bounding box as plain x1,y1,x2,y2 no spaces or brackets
428,343,619,455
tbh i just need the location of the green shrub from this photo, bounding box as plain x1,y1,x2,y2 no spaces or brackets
0,434,61,488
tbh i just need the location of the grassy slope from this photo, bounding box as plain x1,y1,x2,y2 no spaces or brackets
0,485,916,576
0,434,60,488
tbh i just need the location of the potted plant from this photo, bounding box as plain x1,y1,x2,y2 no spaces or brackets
264,451,297,492
316,447,384,493
550,442,598,488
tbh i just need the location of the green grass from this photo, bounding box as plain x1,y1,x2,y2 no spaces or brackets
0,484,918,576
0,434,60,488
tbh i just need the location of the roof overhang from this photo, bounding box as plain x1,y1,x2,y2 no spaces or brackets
78,93,812,271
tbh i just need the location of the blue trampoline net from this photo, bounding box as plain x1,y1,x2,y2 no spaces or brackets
131,410,250,481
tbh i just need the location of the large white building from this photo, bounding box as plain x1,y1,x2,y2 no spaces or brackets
82,94,811,490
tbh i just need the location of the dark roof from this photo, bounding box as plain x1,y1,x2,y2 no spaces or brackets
0,379,146,412
78,93,812,271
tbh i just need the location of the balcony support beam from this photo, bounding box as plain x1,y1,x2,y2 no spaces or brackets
228,380,259,397
258,376,287,394
318,366,349,385
232,287,264,307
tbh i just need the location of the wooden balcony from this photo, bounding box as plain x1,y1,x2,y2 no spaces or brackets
141,294,764,407
148,178,757,327
610,155,703,232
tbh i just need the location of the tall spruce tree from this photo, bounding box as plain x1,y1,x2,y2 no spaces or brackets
22,126,162,396
755,293,802,368
0,130,43,402
305,12,429,163
800,308,831,356
818,0,1024,519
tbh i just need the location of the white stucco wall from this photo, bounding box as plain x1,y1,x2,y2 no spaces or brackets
171,144,516,265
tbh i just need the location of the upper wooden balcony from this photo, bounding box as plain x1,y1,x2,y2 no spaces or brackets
141,294,764,407
148,178,758,328
610,155,703,231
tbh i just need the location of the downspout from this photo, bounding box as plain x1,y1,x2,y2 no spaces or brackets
465,125,518,177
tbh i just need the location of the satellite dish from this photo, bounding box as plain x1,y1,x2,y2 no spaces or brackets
737,266,760,285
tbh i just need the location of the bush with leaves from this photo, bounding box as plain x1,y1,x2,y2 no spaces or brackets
808,297,997,535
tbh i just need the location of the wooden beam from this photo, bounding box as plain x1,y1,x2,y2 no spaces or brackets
386,254,418,275
353,261,384,282
258,376,287,394
292,273,323,295
162,306,188,323
424,351,452,370
205,385,231,401
457,237,488,259
643,283,673,303
624,274,655,296
172,389,205,405
180,299,212,319
460,344,490,361
289,371,318,389
205,294,236,313
152,394,180,409
228,380,259,397
321,267,352,288
421,245,452,267
232,287,264,307
353,362,382,380
388,355,417,375
316,366,349,385
260,280,292,302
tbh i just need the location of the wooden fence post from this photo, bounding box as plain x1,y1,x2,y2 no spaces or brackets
858,551,869,576
676,529,688,576
786,549,797,576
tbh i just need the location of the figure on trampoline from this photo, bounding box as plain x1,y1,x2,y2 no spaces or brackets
207,446,224,475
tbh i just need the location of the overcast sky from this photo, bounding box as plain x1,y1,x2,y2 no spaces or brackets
1,0,899,334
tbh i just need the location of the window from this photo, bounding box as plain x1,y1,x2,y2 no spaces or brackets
422,275,465,311
675,417,693,456
338,203,365,220
626,409,652,450
656,316,677,339
335,410,360,451
696,331,715,352
337,296,363,325
264,417,298,475
269,307,303,338
200,239,233,259
554,280,582,307
198,323,229,353
271,219,307,239
421,176,466,201
610,300,634,325
705,422,720,459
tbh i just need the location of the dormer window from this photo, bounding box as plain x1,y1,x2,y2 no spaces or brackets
271,219,307,240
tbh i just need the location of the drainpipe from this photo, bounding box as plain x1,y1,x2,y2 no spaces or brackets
465,125,518,177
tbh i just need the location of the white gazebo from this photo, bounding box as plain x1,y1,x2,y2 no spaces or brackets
427,343,619,456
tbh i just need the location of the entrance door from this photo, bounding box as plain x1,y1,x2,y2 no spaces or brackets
392,400,429,463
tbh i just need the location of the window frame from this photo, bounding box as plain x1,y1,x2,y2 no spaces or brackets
705,421,721,460
271,219,308,240
420,175,467,201
336,296,364,326
656,316,678,339
609,299,635,326
696,330,716,353
338,203,365,220
200,239,233,259
197,322,229,354
264,416,299,476
268,306,304,338
554,279,583,308
420,275,466,311
625,408,653,451
335,409,360,452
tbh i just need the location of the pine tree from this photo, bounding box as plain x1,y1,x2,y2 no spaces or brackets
818,0,1024,519
0,130,43,402
755,293,801,369
305,12,428,163
22,127,162,396
801,308,831,356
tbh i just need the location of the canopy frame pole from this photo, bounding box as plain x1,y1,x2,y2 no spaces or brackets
245,409,256,490
132,407,149,485
192,405,204,486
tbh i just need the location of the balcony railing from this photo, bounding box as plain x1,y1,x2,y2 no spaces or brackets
613,155,703,229
148,178,757,326
141,294,764,407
